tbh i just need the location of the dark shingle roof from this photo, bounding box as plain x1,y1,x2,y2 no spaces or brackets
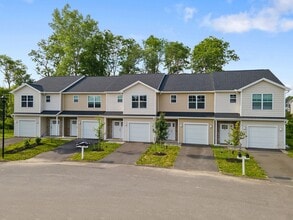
212,69,284,90
160,74,214,91
30,76,83,92
65,74,165,92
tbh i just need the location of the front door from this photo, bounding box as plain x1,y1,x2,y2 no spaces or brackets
167,122,176,141
112,121,123,139
220,124,233,144
50,119,60,136
70,119,77,136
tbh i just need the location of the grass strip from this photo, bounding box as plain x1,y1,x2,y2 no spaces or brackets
69,142,121,161
211,146,267,179
1,138,71,161
136,144,180,168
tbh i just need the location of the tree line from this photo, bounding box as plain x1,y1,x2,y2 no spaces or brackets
0,4,240,89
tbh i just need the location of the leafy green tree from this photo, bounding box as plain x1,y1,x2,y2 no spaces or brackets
0,55,32,89
226,121,246,150
29,4,100,76
191,36,239,73
95,117,105,151
119,38,142,75
142,35,166,73
164,41,190,74
153,113,168,146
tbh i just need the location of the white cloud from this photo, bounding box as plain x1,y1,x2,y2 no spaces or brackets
202,0,293,33
174,4,197,22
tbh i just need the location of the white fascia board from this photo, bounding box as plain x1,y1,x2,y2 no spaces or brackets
119,81,159,93
239,78,288,91
10,83,41,94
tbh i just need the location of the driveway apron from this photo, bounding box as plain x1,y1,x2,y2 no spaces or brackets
99,142,149,165
174,145,218,172
248,149,293,185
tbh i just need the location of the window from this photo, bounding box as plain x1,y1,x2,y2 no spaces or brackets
21,95,33,107
230,94,236,103
88,96,101,108
117,95,123,103
188,95,205,109
252,94,272,110
132,95,147,108
73,95,79,103
171,95,177,103
46,96,50,103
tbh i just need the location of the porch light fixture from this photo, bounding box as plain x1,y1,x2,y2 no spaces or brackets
1,95,7,159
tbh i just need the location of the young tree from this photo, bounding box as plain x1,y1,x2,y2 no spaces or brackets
164,41,190,74
95,117,105,151
142,35,166,73
191,36,239,73
153,113,168,147
226,121,246,150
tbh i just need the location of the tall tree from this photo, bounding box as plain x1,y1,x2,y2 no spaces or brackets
164,41,190,74
29,4,100,76
142,35,166,73
119,38,142,75
191,36,239,74
0,55,32,89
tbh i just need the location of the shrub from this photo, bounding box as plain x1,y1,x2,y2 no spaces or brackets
35,137,41,145
24,139,30,148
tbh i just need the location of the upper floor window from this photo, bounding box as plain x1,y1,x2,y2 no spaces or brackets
132,95,147,108
73,95,79,103
21,95,33,108
230,94,236,103
88,95,101,108
117,95,123,103
188,95,205,109
252,94,272,110
170,95,177,103
46,96,50,103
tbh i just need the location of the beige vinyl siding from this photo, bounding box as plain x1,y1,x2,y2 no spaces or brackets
241,81,285,117
215,92,240,113
63,94,106,111
106,93,123,111
14,86,40,113
241,120,285,149
159,93,214,112
123,83,157,115
42,93,61,111
178,119,214,144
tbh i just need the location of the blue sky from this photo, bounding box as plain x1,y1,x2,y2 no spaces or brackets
0,0,292,95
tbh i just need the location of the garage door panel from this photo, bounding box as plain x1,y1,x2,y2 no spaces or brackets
19,120,37,137
248,126,278,149
184,124,208,145
129,123,150,142
82,121,99,139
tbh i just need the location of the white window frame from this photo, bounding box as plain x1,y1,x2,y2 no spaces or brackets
188,95,205,109
117,95,123,103
21,95,33,108
73,95,79,103
46,95,50,103
170,95,177,103
88,95,101,108
132,95,147,109
230,94,236,103
252,94,272,110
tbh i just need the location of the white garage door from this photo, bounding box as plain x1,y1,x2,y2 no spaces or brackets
129,123,150,142
82,121,99,139
19,120,37,137
184,124,208,145
248,126,278,149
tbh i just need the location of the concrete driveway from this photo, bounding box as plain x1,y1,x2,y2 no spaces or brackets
174,144,218,172
0,137,24,148
248,149,293,186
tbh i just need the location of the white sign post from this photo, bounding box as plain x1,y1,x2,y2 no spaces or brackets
237,153,250,176
76,142,89,160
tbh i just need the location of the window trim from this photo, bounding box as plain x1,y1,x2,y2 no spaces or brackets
252,93,273,110
170,95,177,104
73,95,79,103
21,95,34,108
188,95,205,109
87,95,101,108
117,95,123,103
230,94,236,103
132,95,147,109
46,95,50,103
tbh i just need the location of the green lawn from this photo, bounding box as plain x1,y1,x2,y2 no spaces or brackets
0,129,14,139
69,142,121,161
136,144,180,168
211,146,267,179
1,138,71,161
286,138,293,158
